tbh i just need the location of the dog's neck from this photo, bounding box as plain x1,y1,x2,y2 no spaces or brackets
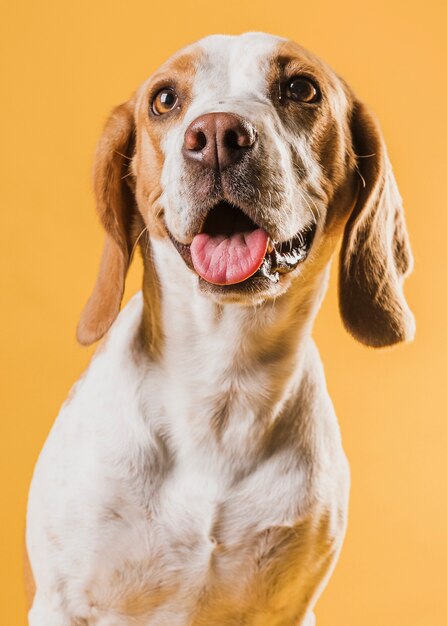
141,239,329,415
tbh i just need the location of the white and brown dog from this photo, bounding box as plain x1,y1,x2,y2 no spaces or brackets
26,32,415,626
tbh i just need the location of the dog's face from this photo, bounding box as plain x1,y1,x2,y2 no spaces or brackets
133,33,355,302
78,33,415,348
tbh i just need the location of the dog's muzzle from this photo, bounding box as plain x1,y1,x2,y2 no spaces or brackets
167,112,316,290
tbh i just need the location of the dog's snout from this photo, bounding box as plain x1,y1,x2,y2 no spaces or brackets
183,113,256,170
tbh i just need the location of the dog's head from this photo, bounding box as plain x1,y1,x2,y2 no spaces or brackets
77,32,415,348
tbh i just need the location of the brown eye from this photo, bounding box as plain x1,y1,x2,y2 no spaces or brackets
287,77,320,103
151,88,179,115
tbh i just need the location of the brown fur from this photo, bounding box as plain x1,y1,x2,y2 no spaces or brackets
339,100,415,347
77,49,202,347
266,40,414,347
24,546,35,609
77,100,137,345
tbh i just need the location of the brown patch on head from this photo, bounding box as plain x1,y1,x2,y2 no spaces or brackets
267,40,358,221
134,47,203,238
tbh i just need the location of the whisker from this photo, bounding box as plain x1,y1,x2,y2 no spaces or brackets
355,165,366,188
294,186,317,225
301,187,321,219
114,150,133,161
130,225,150,261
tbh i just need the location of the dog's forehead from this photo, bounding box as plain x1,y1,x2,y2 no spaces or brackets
193,32,285,95
152,33,342,111
147,32,286,104
137,33,343,117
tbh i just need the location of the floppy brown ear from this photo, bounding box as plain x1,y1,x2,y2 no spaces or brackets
77,100,137,345
339,101,415,347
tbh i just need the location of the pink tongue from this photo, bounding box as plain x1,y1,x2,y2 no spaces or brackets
190,228,269,285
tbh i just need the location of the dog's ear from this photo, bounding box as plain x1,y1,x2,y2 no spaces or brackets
77,99,137,346
338,100,415,347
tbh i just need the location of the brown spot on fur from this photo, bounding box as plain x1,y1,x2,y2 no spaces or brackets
140,232,164,359
121,587,171,617
107,563,179,618
210,397,231,436
24,545,35,610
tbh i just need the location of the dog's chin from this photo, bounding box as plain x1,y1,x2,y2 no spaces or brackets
166,201,317,304
196,273,290,306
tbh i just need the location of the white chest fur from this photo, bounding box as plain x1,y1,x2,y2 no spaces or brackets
27,288,349,626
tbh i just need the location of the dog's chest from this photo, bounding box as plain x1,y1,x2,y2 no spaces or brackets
85,373,318,623
90,445,321,626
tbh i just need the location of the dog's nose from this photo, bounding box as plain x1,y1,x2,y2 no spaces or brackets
183,113,256,170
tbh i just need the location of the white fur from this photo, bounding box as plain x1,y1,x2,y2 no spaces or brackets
27,33,351,626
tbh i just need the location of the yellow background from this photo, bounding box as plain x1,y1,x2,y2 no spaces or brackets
1,1,446,624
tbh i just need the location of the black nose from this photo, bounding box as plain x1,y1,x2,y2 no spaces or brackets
182,112,257,170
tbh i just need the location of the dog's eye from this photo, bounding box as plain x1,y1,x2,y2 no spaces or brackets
151,88,179,115
287,77,320,104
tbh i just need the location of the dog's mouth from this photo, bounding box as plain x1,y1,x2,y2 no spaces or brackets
168,201,316,287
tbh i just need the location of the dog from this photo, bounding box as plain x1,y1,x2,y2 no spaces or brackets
25,32,415,626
